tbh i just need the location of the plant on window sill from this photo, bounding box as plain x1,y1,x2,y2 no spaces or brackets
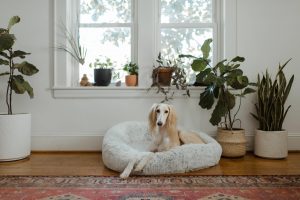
149,53,190,103
56,20,87,66
123,62,138,87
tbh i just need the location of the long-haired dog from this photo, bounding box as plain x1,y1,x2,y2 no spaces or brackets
148,103,180,152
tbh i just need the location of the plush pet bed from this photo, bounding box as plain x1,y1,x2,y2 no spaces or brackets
102,121,222,177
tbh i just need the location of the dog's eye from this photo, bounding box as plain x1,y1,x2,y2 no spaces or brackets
164,110,169,114
156,109,160,113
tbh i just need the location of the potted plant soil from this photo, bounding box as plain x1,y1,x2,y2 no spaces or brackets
89,56,113,86
251,59,294,159
0,16,39,161
182,39,256,157
123,62,138,86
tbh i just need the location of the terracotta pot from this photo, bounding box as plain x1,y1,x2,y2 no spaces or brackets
153,67,174,86
125,75,138,86
0,113,31,161
254,130,288,159
216,128,246,157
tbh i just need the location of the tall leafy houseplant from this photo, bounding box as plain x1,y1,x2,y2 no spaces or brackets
251,59,294,159
181,39,255,129
0,16,39,161
0,16,39,114
180,39,255,157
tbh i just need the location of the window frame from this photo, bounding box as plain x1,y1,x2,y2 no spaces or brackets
53,0,235,98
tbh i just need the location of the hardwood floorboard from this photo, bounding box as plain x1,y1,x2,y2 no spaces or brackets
0,152,299,176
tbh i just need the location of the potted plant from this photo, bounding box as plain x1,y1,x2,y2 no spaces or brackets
182,39,256,157
56,22,87,66
152,52,176,86
0,16,39,161
89,56,113,86
149,57,190,103
251,59,294,159
123,62,138,86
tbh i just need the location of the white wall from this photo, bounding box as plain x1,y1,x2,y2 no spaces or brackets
0,0,299,151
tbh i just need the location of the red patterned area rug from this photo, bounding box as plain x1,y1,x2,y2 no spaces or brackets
0,175,300,200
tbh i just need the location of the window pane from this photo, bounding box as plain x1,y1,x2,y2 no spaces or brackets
79,27,131,82
161,0,212,23
161,28,213,83
80,0,131,23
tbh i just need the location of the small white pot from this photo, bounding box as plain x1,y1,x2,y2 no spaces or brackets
0,113,31,161
254,130,288,159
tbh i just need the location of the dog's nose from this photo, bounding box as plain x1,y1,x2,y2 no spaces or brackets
157,121,163,126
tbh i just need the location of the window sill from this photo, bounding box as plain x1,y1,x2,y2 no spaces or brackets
52,86,205,99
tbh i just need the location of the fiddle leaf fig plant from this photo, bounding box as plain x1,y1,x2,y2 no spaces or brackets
0,16,39,114
180,39,256,130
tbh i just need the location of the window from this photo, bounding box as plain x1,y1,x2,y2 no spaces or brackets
54,0,232,94
79,0,134,83
159,0,215,83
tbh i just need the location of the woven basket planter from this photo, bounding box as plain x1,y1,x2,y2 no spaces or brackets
216,128,246,157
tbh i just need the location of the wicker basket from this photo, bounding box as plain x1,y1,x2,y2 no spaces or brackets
216,128,246,157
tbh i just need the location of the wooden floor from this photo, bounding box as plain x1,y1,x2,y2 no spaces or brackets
0,152,299,176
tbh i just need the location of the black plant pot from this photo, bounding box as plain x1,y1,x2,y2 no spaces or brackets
94,68,112,86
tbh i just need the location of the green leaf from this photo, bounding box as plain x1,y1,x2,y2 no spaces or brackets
0,33,15,51
191,58,208,72
0,52,9,59
12,50,31,59
0,28,7,34
0,58,9,65
230,75,249,89
196,68,211,83
231,56,245,62
0,72,9,76
224,90,235,110
15,61,39,76
242,87,256,95
11,75,34,98
214,59,227,73
209,97,227,126
201,38,212,59
199,85,215,109
8,16,20,30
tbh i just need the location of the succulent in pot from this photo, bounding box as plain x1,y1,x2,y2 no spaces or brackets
251,59,294,159
181,39,256,157
89,56,113,86
123,62,138,86
0,16,39,161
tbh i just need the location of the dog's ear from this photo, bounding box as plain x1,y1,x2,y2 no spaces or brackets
167,105,177,127
148,104,157,133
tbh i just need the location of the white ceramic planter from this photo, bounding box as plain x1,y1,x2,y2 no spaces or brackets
0,113,31,161
254,130,288,159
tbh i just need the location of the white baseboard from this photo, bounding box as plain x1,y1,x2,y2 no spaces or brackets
31,133,300,151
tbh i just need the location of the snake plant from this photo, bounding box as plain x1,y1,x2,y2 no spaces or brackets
251,59,294,131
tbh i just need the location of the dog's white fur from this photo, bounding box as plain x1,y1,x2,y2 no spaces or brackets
148,103,180,152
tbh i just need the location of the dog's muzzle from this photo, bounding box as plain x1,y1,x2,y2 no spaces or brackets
157,121,163,126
